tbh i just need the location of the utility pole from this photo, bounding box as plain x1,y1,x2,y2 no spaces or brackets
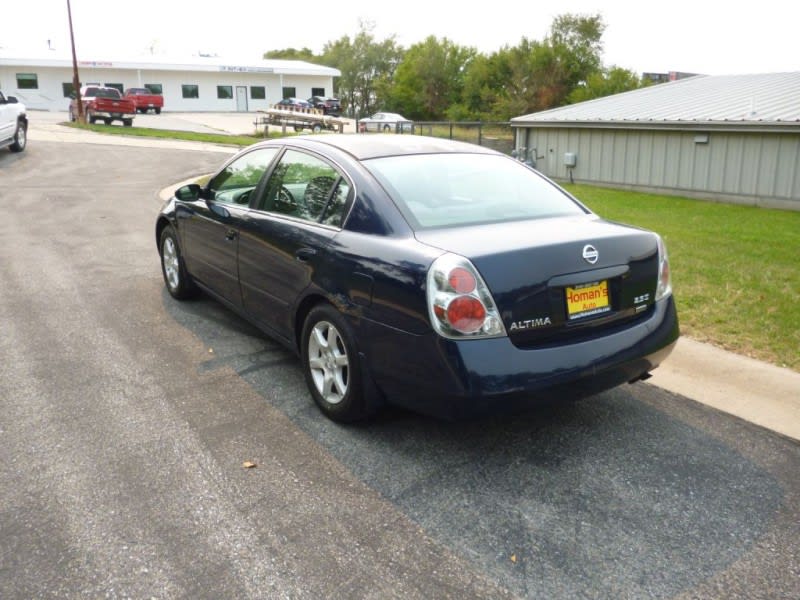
67,0,84,123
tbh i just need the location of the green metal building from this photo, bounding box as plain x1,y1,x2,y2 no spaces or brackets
511,73,800,211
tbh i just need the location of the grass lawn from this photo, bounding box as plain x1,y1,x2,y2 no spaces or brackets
63,121,272,147
564,184,800,371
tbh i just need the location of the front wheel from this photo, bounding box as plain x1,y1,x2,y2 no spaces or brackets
383,124,391,133
9,120,26,152
311,123,322,133
159,226,197,300
87,110,96,124
301,305,367,422
123,119,133,127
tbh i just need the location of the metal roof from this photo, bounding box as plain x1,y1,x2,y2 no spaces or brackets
511,72,800,127
0,49,340,77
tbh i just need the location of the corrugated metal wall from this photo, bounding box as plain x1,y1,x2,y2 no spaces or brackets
519,127,800,210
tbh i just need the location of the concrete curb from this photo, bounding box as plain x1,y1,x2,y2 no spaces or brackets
650,338,800,441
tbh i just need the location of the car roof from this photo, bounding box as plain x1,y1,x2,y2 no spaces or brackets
273,134,500,161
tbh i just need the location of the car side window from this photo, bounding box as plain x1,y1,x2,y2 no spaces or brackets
259,149,346,226
208,147,279,206
320,180,351,228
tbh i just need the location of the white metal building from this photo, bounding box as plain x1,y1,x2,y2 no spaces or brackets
512,73,800,210
0,49,340,113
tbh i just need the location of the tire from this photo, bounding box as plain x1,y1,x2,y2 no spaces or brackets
87,110,96,124
103,118,112,125
301,304,367,422
311,123,322,133
9,120,26,152
294,125,303,132
383,124,391,133
159,226,197,300
155,107,161,115
123,119,133,127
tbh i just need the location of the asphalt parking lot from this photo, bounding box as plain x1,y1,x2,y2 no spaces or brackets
1,133,799,599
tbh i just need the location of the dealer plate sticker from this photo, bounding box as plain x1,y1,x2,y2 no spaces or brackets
566,280,611,320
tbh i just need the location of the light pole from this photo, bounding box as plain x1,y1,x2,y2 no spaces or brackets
66,0,84,123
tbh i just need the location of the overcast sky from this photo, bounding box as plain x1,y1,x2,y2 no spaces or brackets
2,0,798,76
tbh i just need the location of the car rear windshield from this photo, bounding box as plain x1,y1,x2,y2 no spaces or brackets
88,88,121,98
364,153,587,229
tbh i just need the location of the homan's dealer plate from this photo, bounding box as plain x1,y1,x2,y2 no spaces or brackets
566,280,611,320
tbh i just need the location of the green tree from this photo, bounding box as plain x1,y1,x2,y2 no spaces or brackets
263,47,319,62
321,21,403,118
568,66,647,103
458,14,607,120
386,36,476,120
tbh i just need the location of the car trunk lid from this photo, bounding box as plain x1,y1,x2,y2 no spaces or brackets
415,215,660,346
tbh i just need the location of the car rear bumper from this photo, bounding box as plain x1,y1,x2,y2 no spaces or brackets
360,295,679,419
91,111,135,119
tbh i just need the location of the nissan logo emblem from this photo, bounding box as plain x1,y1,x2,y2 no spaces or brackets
582,244,599,264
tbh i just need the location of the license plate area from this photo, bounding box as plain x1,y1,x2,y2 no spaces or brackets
566,280,611,320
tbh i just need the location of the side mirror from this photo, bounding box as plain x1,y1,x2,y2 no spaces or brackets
175,184,202,201
7,96,18,104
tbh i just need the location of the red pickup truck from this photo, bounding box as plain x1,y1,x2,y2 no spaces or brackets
124,88,164,114
69,86,136,126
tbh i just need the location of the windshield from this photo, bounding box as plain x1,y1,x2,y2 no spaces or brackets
364,153,587,229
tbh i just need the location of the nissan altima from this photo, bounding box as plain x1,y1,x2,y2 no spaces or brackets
156,135,678,421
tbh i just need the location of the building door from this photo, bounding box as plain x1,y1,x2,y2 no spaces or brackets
236,86,248,112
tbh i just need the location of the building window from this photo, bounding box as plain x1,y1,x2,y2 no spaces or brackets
217,86,233,99
250,86,266,100
182,85,199,99
62,82,75,98
311,87,325,97
145,83,163,94
16,73,38,89
282,86,296,99
105,83,124,94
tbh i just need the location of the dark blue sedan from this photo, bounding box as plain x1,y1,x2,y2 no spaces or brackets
156,135,679,421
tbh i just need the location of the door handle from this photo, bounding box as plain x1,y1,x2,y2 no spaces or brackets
295,247,317,262
225,229,238,241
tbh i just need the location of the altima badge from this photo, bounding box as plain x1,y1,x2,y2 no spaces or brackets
582,244,599,264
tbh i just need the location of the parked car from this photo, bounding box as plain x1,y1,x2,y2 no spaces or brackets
155,135,678,422
358,112,413,133
124,87,164,114
0,90,27,152
69,86,136,126
307,96,341,116
275,98,313,111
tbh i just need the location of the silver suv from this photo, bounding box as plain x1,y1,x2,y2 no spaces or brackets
0,90,27,152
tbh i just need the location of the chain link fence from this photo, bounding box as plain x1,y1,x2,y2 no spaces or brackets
410,122,515,155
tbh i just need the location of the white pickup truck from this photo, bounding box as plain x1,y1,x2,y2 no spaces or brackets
0,90,27,152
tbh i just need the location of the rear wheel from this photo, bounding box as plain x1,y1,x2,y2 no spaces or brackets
311,123,322,133
301,304,367,422
9,120,26,152
383,124,391,132
123,119,133,127
159,226,197,300
155,107,161,115
103,118,112,125
87,110,96,124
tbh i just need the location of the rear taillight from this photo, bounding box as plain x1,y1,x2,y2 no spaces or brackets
655,235,672,301
427,253,506,339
